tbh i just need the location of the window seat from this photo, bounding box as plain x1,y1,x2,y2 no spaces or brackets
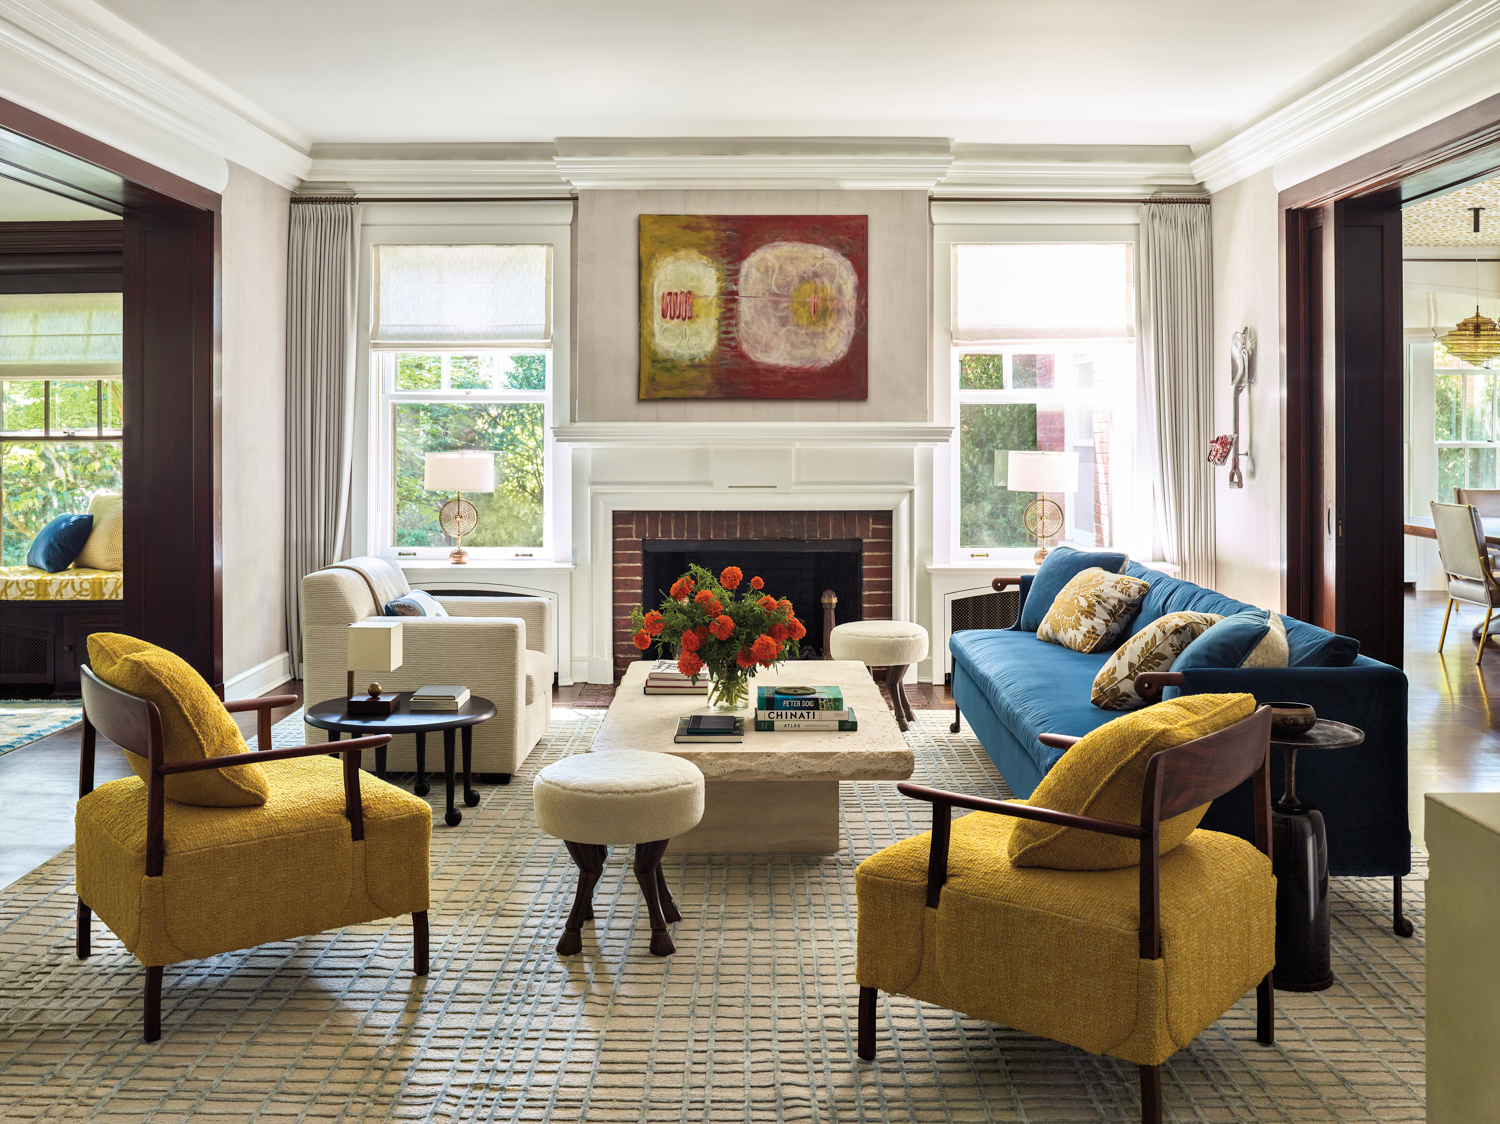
0,567,123,602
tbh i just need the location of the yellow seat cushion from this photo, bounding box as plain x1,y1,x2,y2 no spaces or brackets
1009,693,1256,870
87,632,269,807
855,810,1274,1066
75,754,431,967
1036,567,1150,654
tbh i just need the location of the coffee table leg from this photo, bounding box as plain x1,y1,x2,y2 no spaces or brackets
558,842,606,956
654,861,682,924
443,728,460,827
633,839,675,956
414,732,429,797
375,744,387,781
462,725,478,807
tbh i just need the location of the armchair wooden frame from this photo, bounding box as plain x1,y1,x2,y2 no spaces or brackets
76,666,427,1042
858,706,1276,1124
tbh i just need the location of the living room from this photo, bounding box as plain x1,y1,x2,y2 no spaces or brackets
0,1,1495,1120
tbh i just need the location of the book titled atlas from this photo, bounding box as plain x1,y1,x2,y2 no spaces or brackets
753,708,858,733
756,685,845,712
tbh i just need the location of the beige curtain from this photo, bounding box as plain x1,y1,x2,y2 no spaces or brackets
1140,202,1215,587
284,201,361,675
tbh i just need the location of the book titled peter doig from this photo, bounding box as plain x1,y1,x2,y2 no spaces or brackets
756,685,845,712
753,708,858,733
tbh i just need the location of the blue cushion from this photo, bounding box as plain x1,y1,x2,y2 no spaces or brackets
384,590,449,617
1018,546,1129,632
1173,609,1274,671
1287,628,1360,668
25,513,94,573
1126,561,1252,627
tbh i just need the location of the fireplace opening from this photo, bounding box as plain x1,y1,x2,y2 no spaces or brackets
642,539,862,659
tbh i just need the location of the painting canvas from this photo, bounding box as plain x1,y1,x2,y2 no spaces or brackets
639,214,868,400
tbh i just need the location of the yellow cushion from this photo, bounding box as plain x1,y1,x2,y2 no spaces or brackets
87,633,269,808
75,754,431,966
1009,693,1256,870
855,810,1274,1066
1036,567,1150,654
75,491,123,571
1090,611,1223,711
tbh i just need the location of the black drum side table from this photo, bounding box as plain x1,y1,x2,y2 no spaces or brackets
1270,718,1364,992
303,696,497,827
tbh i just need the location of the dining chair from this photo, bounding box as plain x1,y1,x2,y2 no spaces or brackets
1431,501,1500,664
1455,489,1500,566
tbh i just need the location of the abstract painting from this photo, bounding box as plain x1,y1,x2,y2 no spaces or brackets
639,214,868,400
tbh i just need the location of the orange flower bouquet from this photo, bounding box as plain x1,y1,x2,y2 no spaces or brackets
630,563,807,711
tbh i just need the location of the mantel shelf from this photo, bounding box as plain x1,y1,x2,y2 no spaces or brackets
552,422,954,448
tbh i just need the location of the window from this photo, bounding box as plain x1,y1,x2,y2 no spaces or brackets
1435,341,1500,496
373,245,553,560
950,243,1136,557
0,293,123,566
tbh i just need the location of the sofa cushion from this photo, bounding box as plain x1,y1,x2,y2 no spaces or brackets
1126,562,1251,627
1286,628,1360,668
1091,611,1223,711
1175,610,1288,672
385,590,448,617
1037,568,1150,654
1019,547,1130,632
1009,693,1256,870
76,492,123,571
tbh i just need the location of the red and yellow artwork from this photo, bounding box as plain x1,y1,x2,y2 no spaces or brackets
638,214,868,400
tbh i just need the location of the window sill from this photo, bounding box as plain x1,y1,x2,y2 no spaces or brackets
397,558,575,572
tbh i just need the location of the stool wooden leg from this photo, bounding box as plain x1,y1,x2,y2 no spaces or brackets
654,860,682,924
895,677,917,723
883,665,910,732
76,900,91,959
633,839,675,956
413,910,429,976
559,841,607,956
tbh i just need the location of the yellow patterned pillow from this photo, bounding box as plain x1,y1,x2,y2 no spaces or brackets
76,492,123,571
1010,693,1256,870
1090,611,1223,711
1036,567,1150,654
87,633,269,807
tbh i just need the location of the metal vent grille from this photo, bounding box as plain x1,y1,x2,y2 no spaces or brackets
0,631,50,678
950,590,1020,633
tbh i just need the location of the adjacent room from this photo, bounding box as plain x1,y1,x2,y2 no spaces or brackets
2,1,1497,1120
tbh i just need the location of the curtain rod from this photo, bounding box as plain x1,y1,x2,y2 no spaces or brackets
929,195,1210,205
291,195,576,204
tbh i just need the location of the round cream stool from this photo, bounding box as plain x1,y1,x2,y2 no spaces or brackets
828,620,929,732
533,750,704,956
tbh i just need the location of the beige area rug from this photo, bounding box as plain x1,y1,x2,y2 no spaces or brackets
0,710,1424,1121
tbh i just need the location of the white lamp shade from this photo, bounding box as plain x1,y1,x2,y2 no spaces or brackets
1006,450,1079,493
423,450,496,493
347,619,404,673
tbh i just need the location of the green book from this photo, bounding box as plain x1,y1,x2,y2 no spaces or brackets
756,685,845,712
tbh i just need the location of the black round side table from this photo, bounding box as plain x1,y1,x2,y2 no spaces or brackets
1269,718,1364,992
303,696,497,827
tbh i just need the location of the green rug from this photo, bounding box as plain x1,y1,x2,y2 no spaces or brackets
0,710,1424,1121
0,700,81,755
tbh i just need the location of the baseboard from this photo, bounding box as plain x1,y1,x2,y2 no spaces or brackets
224,651,293,702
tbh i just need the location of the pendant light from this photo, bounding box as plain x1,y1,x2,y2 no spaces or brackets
1439,205,1500,369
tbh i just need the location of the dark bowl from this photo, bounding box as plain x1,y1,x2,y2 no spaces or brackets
1268,701,1317,734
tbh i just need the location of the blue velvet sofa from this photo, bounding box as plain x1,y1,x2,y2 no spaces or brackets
950,560,1411,928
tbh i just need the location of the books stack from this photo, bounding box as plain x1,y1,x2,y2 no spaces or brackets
643,658,708,695
410,685,471,712
674,714,745,743
754,686,858,732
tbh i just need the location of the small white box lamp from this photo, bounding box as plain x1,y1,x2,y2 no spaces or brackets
346,618,404,715
1005,450,1079,564
423,451,496,565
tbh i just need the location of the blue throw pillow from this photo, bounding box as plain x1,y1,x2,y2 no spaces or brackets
25,513,94,573
1174,608,1288,671
384,590,449,617
1286,628,1360,668
1018,546,1130,633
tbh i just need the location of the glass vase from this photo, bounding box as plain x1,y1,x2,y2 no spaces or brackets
706,668,750,712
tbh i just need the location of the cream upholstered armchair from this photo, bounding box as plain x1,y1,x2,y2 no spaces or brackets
301,557,553,782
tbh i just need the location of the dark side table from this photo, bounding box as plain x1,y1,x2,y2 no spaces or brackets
303,696,497,827
1270,718,1364,992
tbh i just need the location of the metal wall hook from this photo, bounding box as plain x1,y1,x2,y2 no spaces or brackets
1228,327,1255,489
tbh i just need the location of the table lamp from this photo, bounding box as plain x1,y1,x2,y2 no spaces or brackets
1005,450,1079,564
346,618,404,716
424,450,496,564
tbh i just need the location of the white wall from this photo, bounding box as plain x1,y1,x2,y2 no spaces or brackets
220,161,291,694
1210,168,1283,610
574,190,931,423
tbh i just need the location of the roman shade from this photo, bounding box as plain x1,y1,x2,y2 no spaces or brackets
0,292,123,379
952,243,1134,343
372,244,552,347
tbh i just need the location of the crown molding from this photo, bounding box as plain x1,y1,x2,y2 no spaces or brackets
937,148,1202,198
553,422,954,447
301,158,571,199
0,0,310,191
1192,0,1500,194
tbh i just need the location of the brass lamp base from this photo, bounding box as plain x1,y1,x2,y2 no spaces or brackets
449,546,469,564
1033,546,1050,564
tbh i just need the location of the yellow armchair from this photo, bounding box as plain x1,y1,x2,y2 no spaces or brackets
75,665,433,1041
855,705,1277,1124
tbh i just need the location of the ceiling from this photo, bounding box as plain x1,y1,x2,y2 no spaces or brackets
91,0,1429,149
0,176,116,221
1405,177,1500,247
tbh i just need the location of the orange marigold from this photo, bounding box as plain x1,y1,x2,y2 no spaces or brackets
707,598,723,616
769,622,790,643
693,625,710,640
643,610,665,636
680,629,701,651
790,618,807,641
677,651,704,678
751,634,779,664
735,646,755,669
719,566,743,590
757,594,778,611
694,589,715,606
777,599,794,615
749,575,764,590
710,614,736,641
669,577,695,601
632,629,651,650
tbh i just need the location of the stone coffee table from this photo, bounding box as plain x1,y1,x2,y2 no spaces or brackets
593,661,915,854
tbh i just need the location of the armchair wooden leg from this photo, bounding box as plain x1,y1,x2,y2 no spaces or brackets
1257,972,1274,1045
76,900,90,959
1439,598,1455,650
857,985,877,1060
1139,1063,1162,1124
414,911,429,976
949,701,961,735
633,839,675,956
144,966,162,1043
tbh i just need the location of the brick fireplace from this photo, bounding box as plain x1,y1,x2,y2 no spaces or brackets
612,510,893,679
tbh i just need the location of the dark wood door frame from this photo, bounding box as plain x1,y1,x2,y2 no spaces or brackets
1282,91,1500,667
0,95,222,690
